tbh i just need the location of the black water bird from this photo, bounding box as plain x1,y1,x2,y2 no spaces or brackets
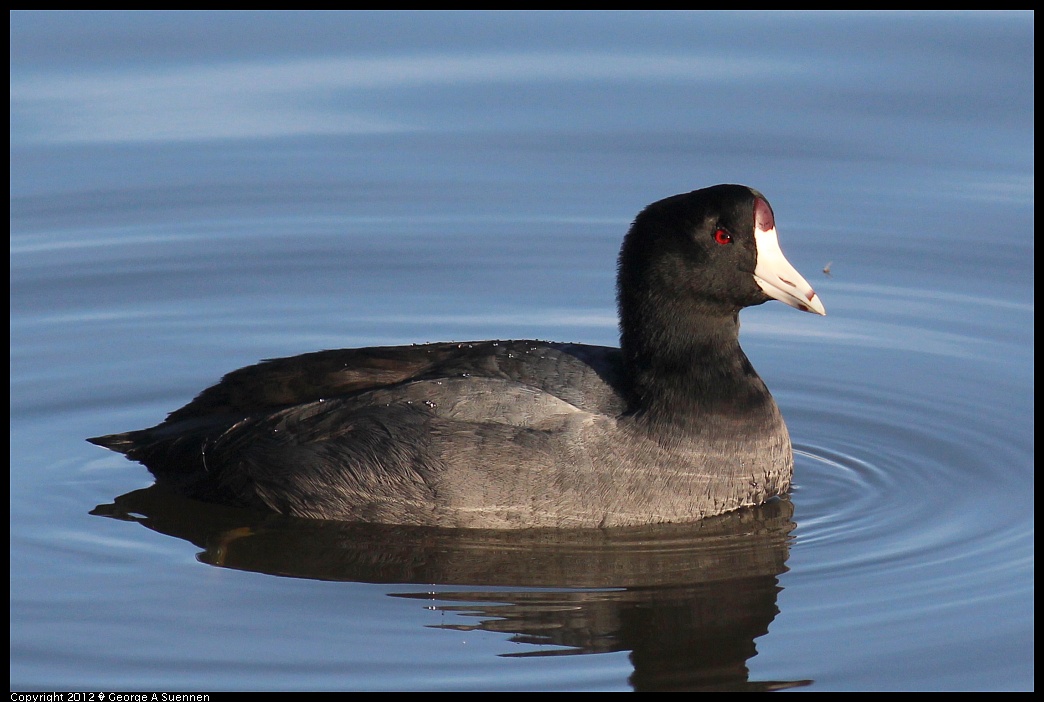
89,184,825,529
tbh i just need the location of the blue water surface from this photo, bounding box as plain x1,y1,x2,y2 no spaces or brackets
10,11,1033,691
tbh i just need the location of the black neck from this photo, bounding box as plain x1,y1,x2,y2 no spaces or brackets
620,307,776,429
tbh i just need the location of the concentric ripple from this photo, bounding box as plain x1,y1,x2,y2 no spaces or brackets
765,284,1033,610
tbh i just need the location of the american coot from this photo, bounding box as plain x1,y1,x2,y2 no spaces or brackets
89,184,825,529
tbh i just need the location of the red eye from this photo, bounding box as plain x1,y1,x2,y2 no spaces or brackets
714,228,732,245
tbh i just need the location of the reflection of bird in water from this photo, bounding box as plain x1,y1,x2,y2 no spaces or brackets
92,483,809,691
